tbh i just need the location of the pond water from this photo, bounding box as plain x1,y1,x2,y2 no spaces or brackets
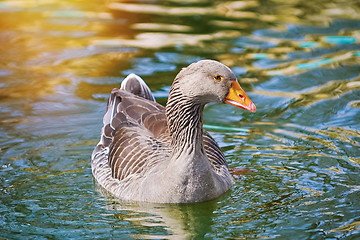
0,0,360,239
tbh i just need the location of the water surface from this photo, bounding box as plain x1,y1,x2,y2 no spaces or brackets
0,0,360,239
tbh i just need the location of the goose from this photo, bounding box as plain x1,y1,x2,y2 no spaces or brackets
91,60,256,203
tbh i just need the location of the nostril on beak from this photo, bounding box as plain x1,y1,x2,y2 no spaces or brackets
238,94,244,99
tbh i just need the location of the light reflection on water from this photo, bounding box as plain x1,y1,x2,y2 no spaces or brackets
0,0,360,239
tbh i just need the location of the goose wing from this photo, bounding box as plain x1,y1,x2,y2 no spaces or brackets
203,131,228,172
92,84,171,184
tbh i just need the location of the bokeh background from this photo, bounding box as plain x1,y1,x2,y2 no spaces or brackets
0,0,360,239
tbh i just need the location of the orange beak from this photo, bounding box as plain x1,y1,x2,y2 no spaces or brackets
225,81,256,113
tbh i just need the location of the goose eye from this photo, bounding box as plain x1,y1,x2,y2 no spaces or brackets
214,75,223,81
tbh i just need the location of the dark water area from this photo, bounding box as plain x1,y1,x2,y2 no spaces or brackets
0,0,360,239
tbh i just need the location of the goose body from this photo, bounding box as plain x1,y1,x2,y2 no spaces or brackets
92,60,256,203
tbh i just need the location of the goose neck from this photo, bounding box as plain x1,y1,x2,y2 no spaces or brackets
166,87,205,154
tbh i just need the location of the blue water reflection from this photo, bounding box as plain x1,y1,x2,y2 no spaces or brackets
0,0,359,239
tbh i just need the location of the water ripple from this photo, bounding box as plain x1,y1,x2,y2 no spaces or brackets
1,0,360,239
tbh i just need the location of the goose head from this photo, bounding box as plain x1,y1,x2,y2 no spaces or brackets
173,60,256,112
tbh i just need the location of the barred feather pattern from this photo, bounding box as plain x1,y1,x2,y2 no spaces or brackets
166,94,203,153
91,73,232,203
166,79,228,172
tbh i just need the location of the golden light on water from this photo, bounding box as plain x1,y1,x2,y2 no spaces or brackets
0,0,117,99
1,0,359,100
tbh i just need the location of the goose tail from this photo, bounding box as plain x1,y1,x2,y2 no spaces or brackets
121,73,156,102
92,74,155,159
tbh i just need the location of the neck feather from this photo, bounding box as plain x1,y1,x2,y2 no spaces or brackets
166,81,204,155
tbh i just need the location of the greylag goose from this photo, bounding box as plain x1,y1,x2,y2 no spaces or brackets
92,60,256,203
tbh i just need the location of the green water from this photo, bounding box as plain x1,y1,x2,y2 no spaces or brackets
0,0,360,239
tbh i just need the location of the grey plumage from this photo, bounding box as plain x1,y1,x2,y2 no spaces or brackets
92,60,249,203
